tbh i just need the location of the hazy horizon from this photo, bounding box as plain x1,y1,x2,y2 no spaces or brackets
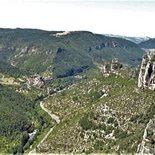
0,0,155,37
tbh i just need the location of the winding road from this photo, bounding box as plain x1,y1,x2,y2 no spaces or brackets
28,85,75,154
37,101,60,148
40,101,60,124
28,101,60,155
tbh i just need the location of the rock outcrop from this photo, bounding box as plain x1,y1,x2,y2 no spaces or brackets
101,58,123,73
27,74,45,88
111,58,123,71
138,50,155,90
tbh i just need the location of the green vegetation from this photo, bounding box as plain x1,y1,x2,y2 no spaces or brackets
0,28,144,77
0,82,53,154
37,68,155,154
79,113,94,130
0,28,154,154
0,61,28,77
0,84,33,153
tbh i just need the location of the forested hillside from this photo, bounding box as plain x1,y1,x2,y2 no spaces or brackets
0,28,144,77
0,72,53,154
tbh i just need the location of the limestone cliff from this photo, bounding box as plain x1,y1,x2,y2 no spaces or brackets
138,49,155,90
137,118,155,154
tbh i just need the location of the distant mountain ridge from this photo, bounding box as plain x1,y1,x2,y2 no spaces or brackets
105,34,150,44
139,38,155,49
0,28,144,77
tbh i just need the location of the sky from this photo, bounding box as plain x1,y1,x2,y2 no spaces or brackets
0,0,155,37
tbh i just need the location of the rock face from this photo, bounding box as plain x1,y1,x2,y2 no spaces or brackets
94,41,117,49
137,119,155,154
138,50,155,90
